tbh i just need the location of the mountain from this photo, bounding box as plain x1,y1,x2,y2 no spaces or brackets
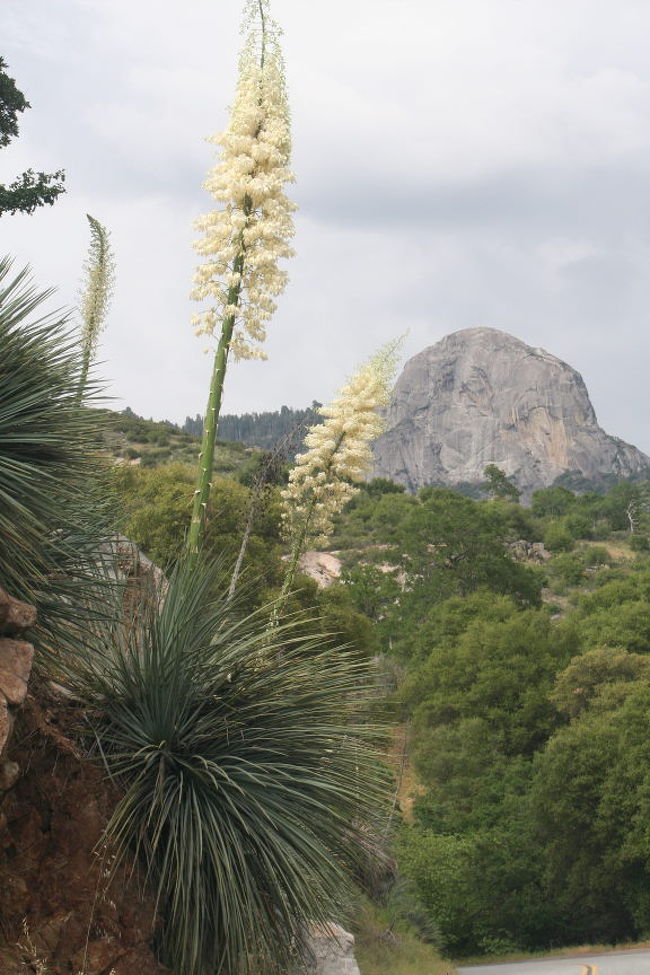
371,327,650,498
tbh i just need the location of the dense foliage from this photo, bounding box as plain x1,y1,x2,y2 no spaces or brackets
106,427,650,960
326,475,650,956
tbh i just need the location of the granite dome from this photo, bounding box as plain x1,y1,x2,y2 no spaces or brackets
372,327,650,498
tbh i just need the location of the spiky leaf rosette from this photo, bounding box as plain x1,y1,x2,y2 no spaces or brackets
81,560,388,975
0,257,114,670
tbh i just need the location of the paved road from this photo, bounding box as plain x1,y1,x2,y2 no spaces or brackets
458,947,650,975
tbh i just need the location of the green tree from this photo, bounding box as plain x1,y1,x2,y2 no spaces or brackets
543,519,575,553
398,828,479,955
579,601,650,654
550,646,650,720
398,820,551,956
316,582,379,656
601,481,650,533
111,462,284,607
0,58,65,215
340,563,401,624
530,485,575,518
530,683,650,944
393,490,542,616
483,464,521,502
407,606,573,759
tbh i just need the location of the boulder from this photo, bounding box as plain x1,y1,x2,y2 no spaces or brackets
301,922,361,975
0,589,35,762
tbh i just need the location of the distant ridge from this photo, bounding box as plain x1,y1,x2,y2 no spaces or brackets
182,403,322,451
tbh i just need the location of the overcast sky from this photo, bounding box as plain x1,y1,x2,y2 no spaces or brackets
3,0,650,451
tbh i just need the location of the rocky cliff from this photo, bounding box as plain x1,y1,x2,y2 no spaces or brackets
372,327,650,498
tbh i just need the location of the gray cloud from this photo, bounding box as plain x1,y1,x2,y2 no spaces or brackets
3,0,650,459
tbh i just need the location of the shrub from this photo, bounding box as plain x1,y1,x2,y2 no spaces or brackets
544,521,575,553
630,534,650,553
78,561,388,975
584,545,611,567
549,553,584,587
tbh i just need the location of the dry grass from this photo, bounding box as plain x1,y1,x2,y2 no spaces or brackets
18,919,117,975
353,900,456,975
385,724,425,825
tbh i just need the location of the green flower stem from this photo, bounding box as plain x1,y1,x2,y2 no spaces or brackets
280,508,313,603
269,511,311,629
186,264,243,557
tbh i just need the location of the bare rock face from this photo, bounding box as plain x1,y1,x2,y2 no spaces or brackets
372,327,650,498
298,551,342,588
301,923,361,975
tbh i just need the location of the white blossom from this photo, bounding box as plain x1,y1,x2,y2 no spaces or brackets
191,0,295,360
77,213,115,400
79,214,114,359
281,341,401,547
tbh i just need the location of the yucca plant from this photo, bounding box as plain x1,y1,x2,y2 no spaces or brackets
78,559,388,975
0,256,114,669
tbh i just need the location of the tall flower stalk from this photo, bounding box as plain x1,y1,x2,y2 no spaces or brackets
77,213,114,402
277,342,400,616
188,0,295,555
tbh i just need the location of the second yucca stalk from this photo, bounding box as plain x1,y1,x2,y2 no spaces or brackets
276,342,400,618
188,0,295,555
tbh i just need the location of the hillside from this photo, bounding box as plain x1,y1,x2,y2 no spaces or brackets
102,408,261,478
9,386,650,970
322,475,650,957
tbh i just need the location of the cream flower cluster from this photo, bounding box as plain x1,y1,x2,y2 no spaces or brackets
191,0,295,360
282,342,400,547
80,214,114,355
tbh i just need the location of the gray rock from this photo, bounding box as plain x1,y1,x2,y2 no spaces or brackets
0,639,34,706
372,327,650,499
0,761,20,792
300,923,361,975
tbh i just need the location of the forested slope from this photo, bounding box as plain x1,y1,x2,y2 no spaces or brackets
109,442,650,960
328,477,650,957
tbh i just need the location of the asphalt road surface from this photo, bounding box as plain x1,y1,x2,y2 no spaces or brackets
458,948,650,975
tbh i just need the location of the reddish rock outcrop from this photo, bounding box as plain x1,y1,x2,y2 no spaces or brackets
0,587,36,762
0,586,170,973
0,696,171,973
